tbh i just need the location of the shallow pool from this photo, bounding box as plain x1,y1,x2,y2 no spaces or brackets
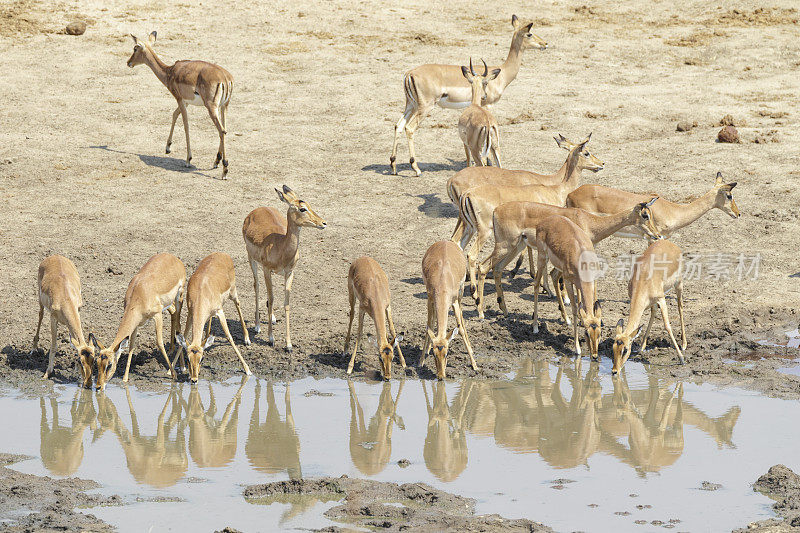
0,359,797,532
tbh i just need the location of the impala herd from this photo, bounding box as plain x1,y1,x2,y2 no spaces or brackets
30,15,742,391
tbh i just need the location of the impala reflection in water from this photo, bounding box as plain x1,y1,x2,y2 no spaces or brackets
33,362,741,487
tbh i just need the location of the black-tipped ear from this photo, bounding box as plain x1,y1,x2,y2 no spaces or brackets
461,66,470,79
148,31,157,43
88,332,99,350
282,184,293,194
512,14,519,28
524,22,534,31
728,182,737,190
593,300,602,316
489,68,501,81
130,33,138,44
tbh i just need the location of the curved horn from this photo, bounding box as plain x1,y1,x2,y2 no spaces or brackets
469,57,475,76
481,58,488,77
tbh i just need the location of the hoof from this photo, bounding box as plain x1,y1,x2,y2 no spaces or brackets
254,324,261,334
285,345,293,353
564,297,571,306
245,369,253,376
165,146,171,154
271,315,277,325
268,336,275,346
533,325,539,334
184,161,192,168
244,338,251,347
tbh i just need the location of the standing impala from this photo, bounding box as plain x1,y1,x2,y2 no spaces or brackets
420,241,478,380
32,255,95,387
612,239,686,374
243,185,326,352
475,198,660,320
344,256,405,380
127,32,234,178
458,134,603,294
91,253,185,391
526,215,603,358
458,58,501,168
389,15,547,176
567,172,739,238
175,252,252,383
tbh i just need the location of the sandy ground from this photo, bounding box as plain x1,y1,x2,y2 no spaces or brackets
1,0,800,398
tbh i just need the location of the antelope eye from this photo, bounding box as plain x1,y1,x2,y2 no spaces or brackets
526,33,532,37
299,207,307,212
726,194,732,200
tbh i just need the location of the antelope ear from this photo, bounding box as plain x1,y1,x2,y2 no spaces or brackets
116,337,129,355
631,324,644,341
512,14,520,28
275,188,287,203
615,318,624,335
129,34,139,44
715,171,724,185
202,335,215,350
489,68,501,81
148,31,157,43
727,182,737,190
554,134,571,150
426,329,435,343
524,22,534,32
448,328,459,342
582,132,593,144
175,333,188,349
578,305,588,321
593,300,602,318
461,66,470,79
88,332,100,350
282,184,294,194
645,196,658,207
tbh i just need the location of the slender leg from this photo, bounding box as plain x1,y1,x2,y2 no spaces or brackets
178,102,192,167
153,311,177,380
463,144,471,167
453,300,477,370
419,296,434,368
166,106,180,154
386,305,405,368
390,105,414,175
284,270,295,352
657,298,684,364
217,309,252,375
347,308,365,374
169,287,182,354
527,246,536,279
206,103,228,178
172,312,192,370
264,269,275,346
43,314,58,379
231,288,251,346
344,285,356,356
203,319,212,344
492,241,524,317
32,303,44,352
122,327,139,382
566,281,581,356
532,249,547,334
405,104,431,177
676,280,687,351
508,253,524,279
553,270,571,326
639,306,656,353
450,217,466,245
490,146,501,168
250,259,261,334
220,104,227,131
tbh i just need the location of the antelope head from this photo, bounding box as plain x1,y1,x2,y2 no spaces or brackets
427,328,459,380
369,334,403,381
712,172,740,219
89,334,128,391
127,31,157,68
176,333,215,384
612,319,644,375
554,133,604,173
633,197,662,240
73,335,96,389
579,301,603,359
275,185,327,229
512,14,547,50
461,58,501,102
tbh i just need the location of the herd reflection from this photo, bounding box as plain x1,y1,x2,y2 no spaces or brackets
38,361,741,487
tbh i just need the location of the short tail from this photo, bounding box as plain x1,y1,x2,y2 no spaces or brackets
447,179,459,208
403,73,418,108
461,194,479,235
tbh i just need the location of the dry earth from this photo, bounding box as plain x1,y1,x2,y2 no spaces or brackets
0,0,799,399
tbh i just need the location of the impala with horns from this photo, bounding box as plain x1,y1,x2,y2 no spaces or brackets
344,256,405,380
567,172,739,239
447,134,598,248
243,185,326,352
127,31,234,178
458,58,501,168
420,241,478,380
458,134,603,295
91,253,185,391
525,215,603,358
175,252,252,383
390,15,547,176
32,255,95,387
475,197,660,320
612,239,686,374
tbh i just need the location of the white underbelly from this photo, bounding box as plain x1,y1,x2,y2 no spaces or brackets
184,92,205,106
438,97,470,110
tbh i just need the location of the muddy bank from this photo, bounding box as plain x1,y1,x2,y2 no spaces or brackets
244,476,552,532
735,465,800,532
2,301,799,400
0,452,117,532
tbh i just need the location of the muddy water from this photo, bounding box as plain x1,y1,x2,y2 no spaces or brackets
1,359,798,532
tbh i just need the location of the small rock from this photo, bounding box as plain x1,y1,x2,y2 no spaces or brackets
718,126,739,143
615,511,631,516
676,121,697,132
297,11,306,17
106,266,123,275
700,481,722,491
65,21,87,35
303,389,333,397
720,114,744,126
397,459,410,468
753,135,768,144
588,503,599,508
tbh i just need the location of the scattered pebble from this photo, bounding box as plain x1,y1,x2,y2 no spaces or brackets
676,121,697,132
106,266,122,275
635,520,648,525
588,503,599,508
700,481,722,491
718,126,739,143
669,519,682,523
303,389,333,397
629,493,639,498
185,477,207,483
396,459,410,468
65,21,87,35
552,478,576,484
651,520,664,525
636,504,653,509
720,114,746,127
615,511,631,516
